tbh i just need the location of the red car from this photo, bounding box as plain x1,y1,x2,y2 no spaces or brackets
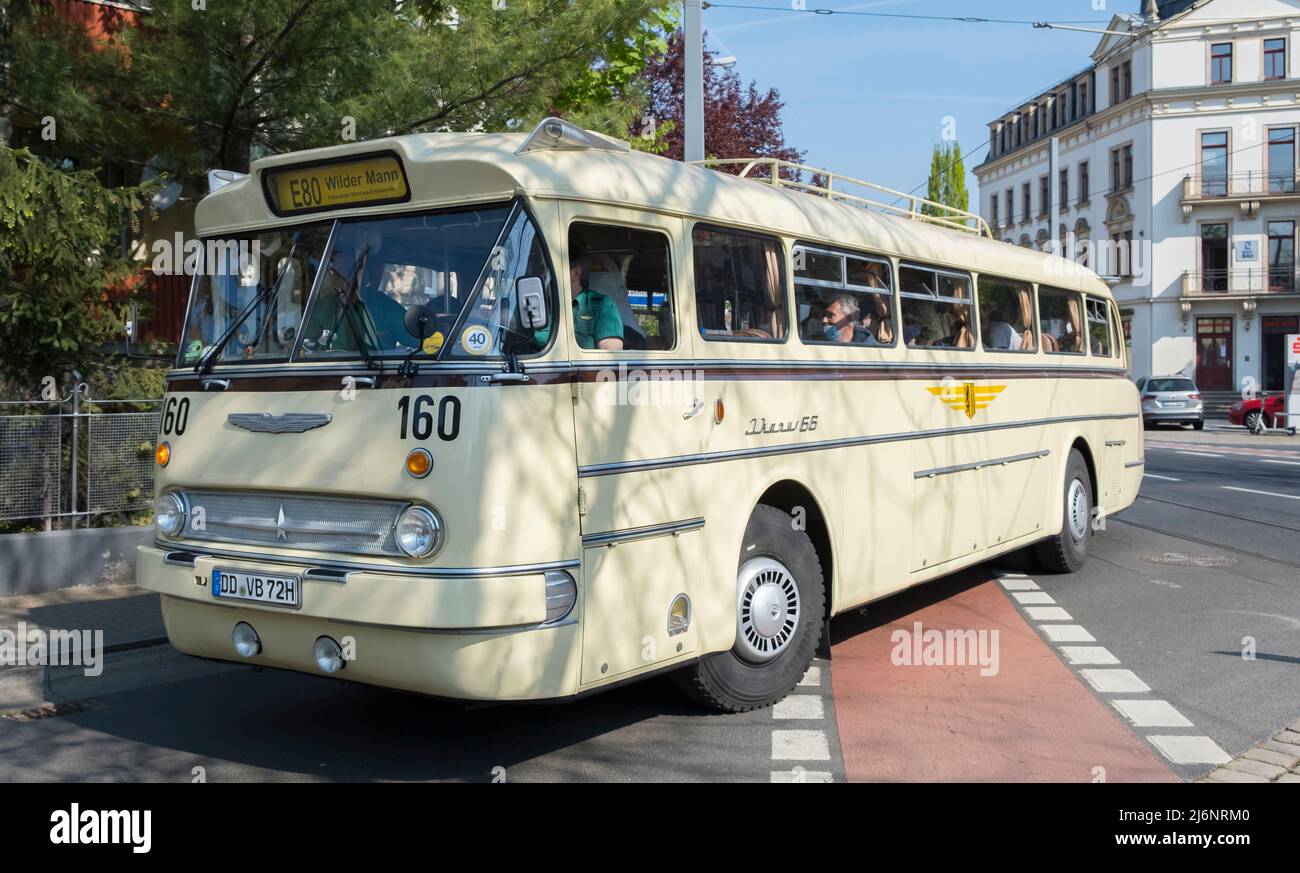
1228,394,1286,429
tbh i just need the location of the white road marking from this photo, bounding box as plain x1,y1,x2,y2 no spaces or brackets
773,695,825,720
1177,451,1225,459
1148,735,1232,765
798,666,821,687
1260,458,1300,467
1059,646,1121,665
1041,624,1096,643
1025,606,1073,622
1143,473,1181,482
1012,591,1056,605
771,730,830,761
999,578,1040,591
1080,668,1151,694
1222,485,1300,502
1111,699,1194,728
770,769,834,783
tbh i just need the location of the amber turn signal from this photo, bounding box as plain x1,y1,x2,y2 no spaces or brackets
155,442,170,467
405,448,433,478
714,399,725,424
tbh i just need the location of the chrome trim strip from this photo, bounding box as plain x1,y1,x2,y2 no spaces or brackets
914,449,1050,479
1125,459,1146,468
153,541,579,578
1105,439,1127,447
581,517,706,548
325,616,579,636
536,358,1128,375
163,550,198,568
579,413,1139,478
303,568,348,584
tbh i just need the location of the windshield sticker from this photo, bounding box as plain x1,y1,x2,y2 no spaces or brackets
423,331,445,355
460,325,494,356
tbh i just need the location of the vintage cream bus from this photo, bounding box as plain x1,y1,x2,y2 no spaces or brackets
138,119,1142,712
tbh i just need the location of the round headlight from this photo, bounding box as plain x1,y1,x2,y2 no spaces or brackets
232,622,261,658
155,492,186,537
395,506,442,558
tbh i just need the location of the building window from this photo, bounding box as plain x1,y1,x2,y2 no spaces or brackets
1110,144,1133,192
1059,169,1069,212
1268,220,1295,291
1122,61,1132,100
1006,188,1015,224
1200,131,1229,196
1211,43,1233,85
991,194,999,227
1022,183,1031,222
1039,176,1050,217
1265,38,1287,80
1268,127,1296,193
1078,80,1089,117
1079,161,1090,203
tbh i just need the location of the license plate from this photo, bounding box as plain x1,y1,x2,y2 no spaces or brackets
212,568,301,608
1164,401,1185,408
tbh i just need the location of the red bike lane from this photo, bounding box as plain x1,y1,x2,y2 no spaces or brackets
829,569,1177,782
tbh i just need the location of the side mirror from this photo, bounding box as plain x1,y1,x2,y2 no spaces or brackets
404,304,436,341
517,276,547,330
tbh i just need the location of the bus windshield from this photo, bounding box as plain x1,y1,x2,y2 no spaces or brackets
177,201,555,367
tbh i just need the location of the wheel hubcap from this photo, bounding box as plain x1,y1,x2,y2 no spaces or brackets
1067,478,1089,541
735,557,800,663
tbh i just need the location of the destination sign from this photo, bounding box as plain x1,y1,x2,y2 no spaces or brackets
263,152,410,216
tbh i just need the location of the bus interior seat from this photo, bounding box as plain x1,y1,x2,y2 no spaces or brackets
587,253,647,349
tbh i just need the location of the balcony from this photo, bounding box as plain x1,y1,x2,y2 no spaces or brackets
1181,268,1300,297
1181,172,1300,219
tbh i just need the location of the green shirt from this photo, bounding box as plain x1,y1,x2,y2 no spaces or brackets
535,288,623,350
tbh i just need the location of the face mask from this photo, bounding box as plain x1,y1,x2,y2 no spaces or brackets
823,322,844,342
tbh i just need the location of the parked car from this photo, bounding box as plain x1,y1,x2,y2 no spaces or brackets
1135,375,1204,430
1228,393,1286,430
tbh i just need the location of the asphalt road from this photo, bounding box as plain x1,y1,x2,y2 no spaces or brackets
0,426,1296,782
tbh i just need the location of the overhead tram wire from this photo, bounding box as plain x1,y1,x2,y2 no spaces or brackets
701,3,1125,34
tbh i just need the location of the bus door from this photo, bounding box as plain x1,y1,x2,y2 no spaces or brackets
561,206,707,686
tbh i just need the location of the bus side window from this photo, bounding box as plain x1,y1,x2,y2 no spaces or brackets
977,275,1037,353
1085,296,1113,357
693,225,788,342
1039,286,1084,354
899,264,974,349
569,222,675,352
793,245,895,347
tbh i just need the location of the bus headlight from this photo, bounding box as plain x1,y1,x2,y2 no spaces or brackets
155,492,187,537
395,506,442,558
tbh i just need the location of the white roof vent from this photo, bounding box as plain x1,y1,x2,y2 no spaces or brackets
516,117,629,155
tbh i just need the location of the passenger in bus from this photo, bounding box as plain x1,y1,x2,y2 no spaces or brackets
986,299,1024,351
858,294,893,344
820,295,875,345
534,254,624,350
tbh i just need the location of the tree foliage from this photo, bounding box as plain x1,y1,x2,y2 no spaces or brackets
923,141,969,219
0,147,147,390
629,31,803,169
4,0,674,187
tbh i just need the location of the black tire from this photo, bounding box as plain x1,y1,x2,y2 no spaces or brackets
1244,410,1261,432
1033,448,1093,574
672,505,825,713
1192,420,1204,431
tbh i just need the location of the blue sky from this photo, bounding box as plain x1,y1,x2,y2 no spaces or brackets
700,0,1121,202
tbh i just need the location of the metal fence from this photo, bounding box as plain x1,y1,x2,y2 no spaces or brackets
0,386,161,528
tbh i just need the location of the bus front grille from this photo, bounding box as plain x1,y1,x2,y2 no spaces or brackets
175,490,405,556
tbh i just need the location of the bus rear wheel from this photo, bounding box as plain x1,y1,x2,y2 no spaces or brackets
672,505,825,713
1033,448,1092,573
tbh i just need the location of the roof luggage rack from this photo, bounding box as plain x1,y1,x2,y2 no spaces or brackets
692,158,992,238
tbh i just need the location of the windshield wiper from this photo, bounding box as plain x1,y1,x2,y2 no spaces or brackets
325,244,382,371
195,231,301,375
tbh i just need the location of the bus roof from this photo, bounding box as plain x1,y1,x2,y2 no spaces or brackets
197,128,1110,298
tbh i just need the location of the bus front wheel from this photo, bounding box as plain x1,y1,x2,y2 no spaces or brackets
672,505,825,713
1034,448,1092,573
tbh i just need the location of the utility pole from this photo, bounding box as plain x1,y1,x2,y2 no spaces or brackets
685,0,704,162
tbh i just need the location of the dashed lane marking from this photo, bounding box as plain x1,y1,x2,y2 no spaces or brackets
1148,735,1233,766
1143,473,1181,482
798,666,821,687
771,730,830,761
1176,451,1226,459
998,570,1232,774
1222,485,1300,501
1024,606,1073,622
1011,591,1056,605
1111,699,1194,728
999,578,1040,591
773,695,825,720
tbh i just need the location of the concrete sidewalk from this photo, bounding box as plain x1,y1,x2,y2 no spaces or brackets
0,584,166,658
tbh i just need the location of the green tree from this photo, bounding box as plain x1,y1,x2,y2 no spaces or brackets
0,147,147,390
923,141,969,222
5,0,674,190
